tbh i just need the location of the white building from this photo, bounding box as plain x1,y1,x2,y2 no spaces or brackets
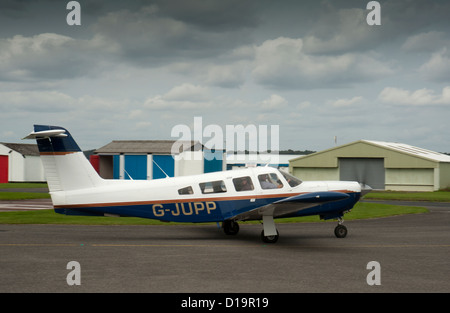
0,143,45,183
226,153,304,172
92,140,225,180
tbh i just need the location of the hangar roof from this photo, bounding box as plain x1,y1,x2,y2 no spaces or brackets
94,140,203,155
289,139,450,167
0,142,40,156
363,140,450,163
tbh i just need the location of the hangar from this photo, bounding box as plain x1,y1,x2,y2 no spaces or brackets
289,140,450,191
0,142,45,183
226,153,303,172
92,140,225,180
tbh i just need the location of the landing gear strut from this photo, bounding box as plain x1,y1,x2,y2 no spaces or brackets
223,220,239,235
261,215,279,243
334,217,347,238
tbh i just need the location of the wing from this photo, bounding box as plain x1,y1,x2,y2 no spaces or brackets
233,191,350,221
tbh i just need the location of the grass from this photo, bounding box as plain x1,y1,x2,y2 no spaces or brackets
0,192,50,200
363,190,450,202
0,182,50,200
0,209,162,225
0,202,428,225
0,183,48,189
275,202,428,223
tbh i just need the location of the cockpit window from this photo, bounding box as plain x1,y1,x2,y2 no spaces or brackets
178,186,194,195
199,180,227,194
233,176,254,192
279,171,302,187
258,173,283,189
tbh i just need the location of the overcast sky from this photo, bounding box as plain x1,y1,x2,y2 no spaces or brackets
1,0,449,153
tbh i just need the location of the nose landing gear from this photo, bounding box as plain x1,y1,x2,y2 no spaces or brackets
261,229,279,243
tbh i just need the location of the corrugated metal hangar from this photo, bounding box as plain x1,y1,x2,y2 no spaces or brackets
91,140,225,180
289,140,450,191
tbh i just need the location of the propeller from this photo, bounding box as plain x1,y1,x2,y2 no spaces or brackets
352,163,372,196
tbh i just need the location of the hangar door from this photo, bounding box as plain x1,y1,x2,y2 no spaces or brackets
153,155,174,179
124,155,147,180
339,158,385,190
0,155,8,183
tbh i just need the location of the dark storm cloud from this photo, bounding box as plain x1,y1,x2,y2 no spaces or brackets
268,0,450,56
153,0,261,31
89,2,260,66
1,0,450,152
0,0,30,17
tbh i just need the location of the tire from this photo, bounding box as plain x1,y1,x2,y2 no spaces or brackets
334,225,348,238
261,230,279,243
223,220,239,235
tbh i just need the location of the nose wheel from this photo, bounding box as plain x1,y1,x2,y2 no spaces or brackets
261,230,279,243
334,218,347,238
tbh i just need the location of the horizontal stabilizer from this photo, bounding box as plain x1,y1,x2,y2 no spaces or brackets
22,129,67,140
21,125,100,192
23,125,81,153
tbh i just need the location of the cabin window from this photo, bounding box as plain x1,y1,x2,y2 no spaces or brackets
279,171,302,187
178,186,194,195
199,180,227,194
233,176,254,192
258,173,283,189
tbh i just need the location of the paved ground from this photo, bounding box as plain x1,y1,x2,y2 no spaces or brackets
0,200,449,293
0,199,53,211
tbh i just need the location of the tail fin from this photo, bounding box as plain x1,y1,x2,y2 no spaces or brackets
23,125,104,192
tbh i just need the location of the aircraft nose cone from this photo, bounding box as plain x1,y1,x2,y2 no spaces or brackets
360,183,372,196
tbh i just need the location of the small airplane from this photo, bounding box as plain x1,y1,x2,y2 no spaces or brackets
24,125,371,243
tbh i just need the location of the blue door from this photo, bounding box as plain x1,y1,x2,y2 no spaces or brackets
152,155,174,179
124,155,147,180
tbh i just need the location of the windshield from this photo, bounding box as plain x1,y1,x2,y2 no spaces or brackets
279,170,302,187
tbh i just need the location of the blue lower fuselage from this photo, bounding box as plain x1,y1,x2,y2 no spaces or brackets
54,191,361,223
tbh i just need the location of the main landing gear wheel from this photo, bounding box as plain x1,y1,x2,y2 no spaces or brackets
334,225,347,238
261,230,279,244
334,217,347,238
223,220,239,235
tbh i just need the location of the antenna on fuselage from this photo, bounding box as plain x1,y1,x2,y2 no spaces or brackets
152,159,169,178
124,168,134,180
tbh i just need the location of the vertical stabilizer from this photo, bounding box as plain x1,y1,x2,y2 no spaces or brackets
23,125,104,192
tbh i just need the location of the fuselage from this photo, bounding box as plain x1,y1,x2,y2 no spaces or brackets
53,166,362,222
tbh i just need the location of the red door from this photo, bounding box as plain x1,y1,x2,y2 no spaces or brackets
89,155,100,173
0,155,8,183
